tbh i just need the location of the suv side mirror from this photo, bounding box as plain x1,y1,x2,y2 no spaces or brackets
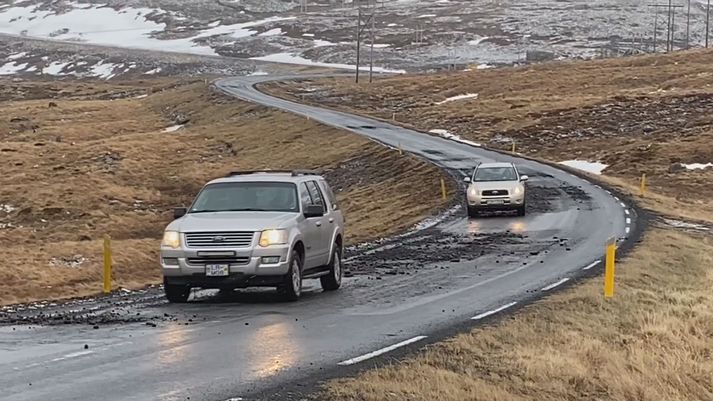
304,205,324,218
173,207,187,219
520,175,529,182
463,176,471,183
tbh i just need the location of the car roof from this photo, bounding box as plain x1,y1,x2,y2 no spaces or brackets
476,162,515,169
207,172,323,185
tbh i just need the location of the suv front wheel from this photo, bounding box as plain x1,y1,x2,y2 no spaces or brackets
320,245,342,291
280,249,303,301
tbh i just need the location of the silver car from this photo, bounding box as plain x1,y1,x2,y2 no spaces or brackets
160,170,345,302
464,162,528,217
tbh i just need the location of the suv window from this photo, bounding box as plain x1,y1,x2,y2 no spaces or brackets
299,182,313,211
305,181,326,212
320,180,339,210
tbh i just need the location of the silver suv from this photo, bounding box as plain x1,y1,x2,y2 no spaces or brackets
160,170,345,302
464,162,528,217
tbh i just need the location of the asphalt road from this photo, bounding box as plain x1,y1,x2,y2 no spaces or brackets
0,75,635,401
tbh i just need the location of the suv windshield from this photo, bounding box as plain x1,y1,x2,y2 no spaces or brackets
473,167,518,182
189,182,299,213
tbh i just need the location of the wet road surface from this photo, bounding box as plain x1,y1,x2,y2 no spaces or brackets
0,75,635,401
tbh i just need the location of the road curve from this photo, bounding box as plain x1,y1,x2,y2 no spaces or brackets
0,75,636,401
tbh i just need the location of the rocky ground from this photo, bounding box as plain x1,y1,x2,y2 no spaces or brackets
2,0,711,78
264,49,713,221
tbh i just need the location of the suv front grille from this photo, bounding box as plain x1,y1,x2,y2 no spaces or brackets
185,232,254,248
482,189,509,197
186,256,250,266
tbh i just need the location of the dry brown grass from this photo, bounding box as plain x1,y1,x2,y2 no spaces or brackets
266,49,713,216
323,229,713,401
0,77,450,306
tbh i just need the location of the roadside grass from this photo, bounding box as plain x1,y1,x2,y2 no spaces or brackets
0,78,451,306
323,229,713,401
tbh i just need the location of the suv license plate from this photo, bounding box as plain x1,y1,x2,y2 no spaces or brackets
488,200,505,205
206,264,229,276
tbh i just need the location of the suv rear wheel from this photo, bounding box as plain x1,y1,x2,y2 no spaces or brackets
164,281,190,303
320,245,342,291
280,250,303,301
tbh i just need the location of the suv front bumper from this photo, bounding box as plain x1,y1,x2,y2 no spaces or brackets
160,244,291,278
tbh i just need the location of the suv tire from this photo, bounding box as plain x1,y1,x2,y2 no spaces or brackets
467,205,479,218
320,245,342,291
281,250,303,301
164,282,190,303
516,201,526,216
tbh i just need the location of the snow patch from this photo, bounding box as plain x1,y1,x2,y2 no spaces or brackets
0,61,27,75
248,70,269,76
313,39,336,47
163,124,184,133
468,36,490,46
258,27,283,37
417,14,437,18
429,129,482,147
134,94,148,99
302,33,315,37
683,162,713,170
558,160,608,175
0,204,16,213
250,53,406,74
89,61,118,79
0,6,295,56
42,61,69,75
145,67,162,75
435,93,479,105
6,52,26,60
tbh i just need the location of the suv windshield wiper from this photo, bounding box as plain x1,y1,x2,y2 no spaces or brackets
189,208,275,213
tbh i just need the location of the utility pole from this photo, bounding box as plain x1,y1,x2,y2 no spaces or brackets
668,0,673,51
671,3,676,51
300,0,306,13
355,7,375,83
369,11,375,83
356,8,361,83
707,0,711,48
686,0,691,48
654,6,659,52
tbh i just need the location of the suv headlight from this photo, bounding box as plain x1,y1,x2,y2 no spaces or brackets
162,231,181,248
467,186,479,197
259,229,288,247
513,185,524,195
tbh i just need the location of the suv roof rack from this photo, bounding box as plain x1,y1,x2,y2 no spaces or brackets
225,169,321,177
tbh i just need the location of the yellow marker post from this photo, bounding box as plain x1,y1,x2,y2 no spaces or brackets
103,235,112,294
398,142,403,155
604,237,616,298
440,178,447,200
511,141,516,153
639,173,647,197
392,112,396,121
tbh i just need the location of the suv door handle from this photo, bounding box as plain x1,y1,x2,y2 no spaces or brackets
328,218,334,223
315,221,322,227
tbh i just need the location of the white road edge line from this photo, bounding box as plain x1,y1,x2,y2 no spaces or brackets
626,217,631,224
614,196,620,201
471,301,518,320
620,202,626,208
625,226,631,234
337,336,428,366
541,278,570,291
583,260,601,270
625,209,630,215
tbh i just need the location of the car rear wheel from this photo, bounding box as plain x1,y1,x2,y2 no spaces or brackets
280,250,303,301
164,282,190,303
320,245,342,291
